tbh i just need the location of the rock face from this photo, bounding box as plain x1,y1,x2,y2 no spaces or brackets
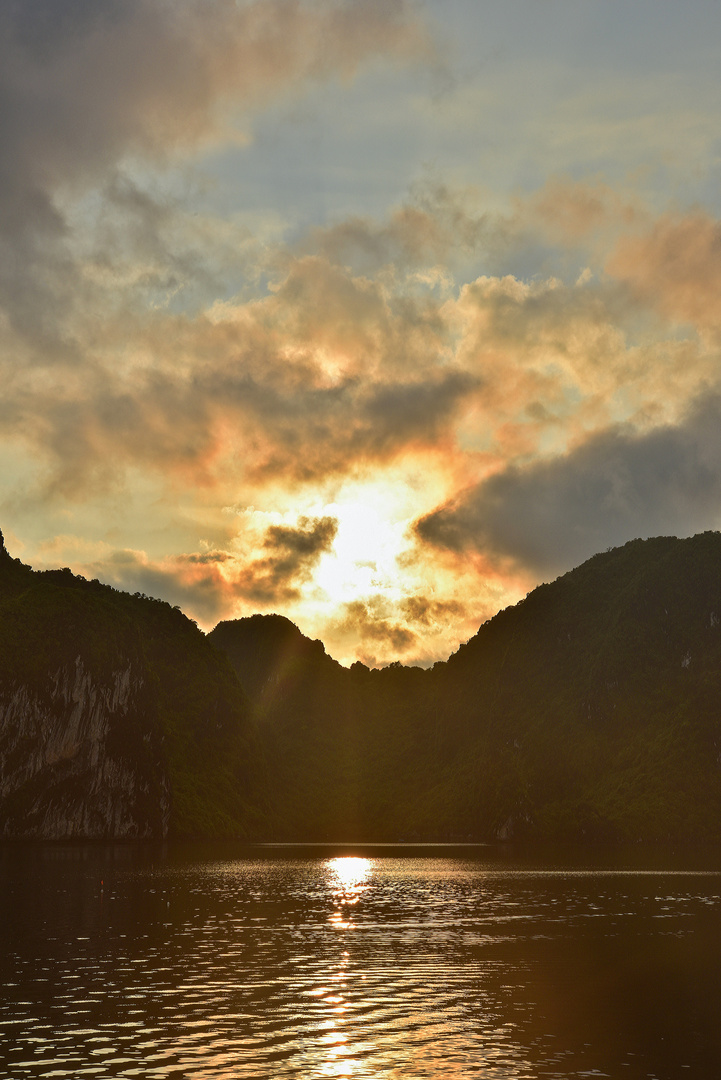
0,656,170,839
0,527,259,841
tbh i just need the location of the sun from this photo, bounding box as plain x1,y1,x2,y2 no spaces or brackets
313,492,409,606
232,463,486,667
308,463,452,609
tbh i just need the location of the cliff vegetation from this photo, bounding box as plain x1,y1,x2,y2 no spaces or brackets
3,527,721,843
0,531,262,839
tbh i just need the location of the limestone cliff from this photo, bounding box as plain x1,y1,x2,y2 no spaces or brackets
0,528,261,840
0,655,169,839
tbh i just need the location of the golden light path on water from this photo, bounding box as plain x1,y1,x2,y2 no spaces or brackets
319,857,373,1077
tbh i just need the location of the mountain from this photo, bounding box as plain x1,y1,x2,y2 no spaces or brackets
211,533,721,844
425,532,721,842
208,614,370,838
3,527,721,843
0,530,263,840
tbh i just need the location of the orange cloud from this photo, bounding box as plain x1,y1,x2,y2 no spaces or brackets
525,177,641,245
3,247,479,499
65,514,338,623
607,211,721,337
328,597,418,668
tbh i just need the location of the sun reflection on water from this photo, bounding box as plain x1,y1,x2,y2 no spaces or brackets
328,857,372,930
330,856,372,891
313,858,374,1077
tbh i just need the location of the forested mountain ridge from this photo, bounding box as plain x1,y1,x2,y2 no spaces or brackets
211,533,721,843
0,530,263,839
432,532,721,841
2,527,721,842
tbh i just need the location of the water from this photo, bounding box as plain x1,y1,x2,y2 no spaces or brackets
1,843,721,1079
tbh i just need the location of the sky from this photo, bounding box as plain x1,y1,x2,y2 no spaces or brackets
3,0,721,667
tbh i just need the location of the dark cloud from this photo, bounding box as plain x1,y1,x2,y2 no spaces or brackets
89,548,231,624
178,550,231,565
264,517,337,557
233,515,338,603
223,363,475,481
0,0,429,205
359,372,477,448
5,0,132,59
399,595,466,626
333,598,417,666
78,515,338,621
416,392,721,576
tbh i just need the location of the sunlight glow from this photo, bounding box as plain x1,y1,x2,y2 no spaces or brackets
329,856,372,890
314,499,410,605
327,857,372,931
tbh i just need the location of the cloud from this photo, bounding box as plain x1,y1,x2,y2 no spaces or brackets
399,594,466,627
8,189,720,512
82,546,234,624
607,210,721,337
1,0,431,199
524,177,641,246
68,514,338,620
232,514,338,603
415,391,721,576
306,179,491,275
330,597,418,667
0,0,432,346
2,250,479,497
6,172,721,542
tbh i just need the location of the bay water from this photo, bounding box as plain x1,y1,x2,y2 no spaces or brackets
1,843,720,1078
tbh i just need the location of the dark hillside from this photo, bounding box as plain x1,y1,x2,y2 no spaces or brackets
0,530,263,839
212,534,721,843
425,533,721,841
3,527,721,843
209,615,384,838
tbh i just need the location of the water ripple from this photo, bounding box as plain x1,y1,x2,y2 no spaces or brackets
2,851,721,1077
